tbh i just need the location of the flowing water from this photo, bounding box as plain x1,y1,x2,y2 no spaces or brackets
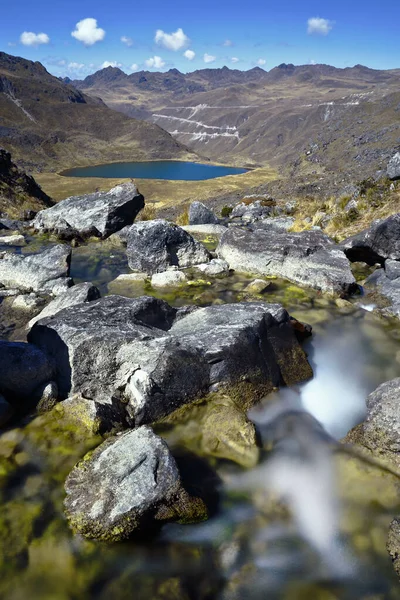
62,161,248,181
1,234,400,599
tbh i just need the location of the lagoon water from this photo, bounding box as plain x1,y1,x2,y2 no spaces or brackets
63,160,248,180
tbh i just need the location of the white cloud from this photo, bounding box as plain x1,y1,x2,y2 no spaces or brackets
309,59,317,65
71,18,105,46
184,49,195,61
307,17,333,35
204,53,216,64
223,39,233,47
155,28,189,51
130,63,139,71
8,42,17,47
101,61,122,69
145,55,165,69
231,57,239,63
68,62,85,70
257,58,266,66
20,32,50,47
121,36,133,47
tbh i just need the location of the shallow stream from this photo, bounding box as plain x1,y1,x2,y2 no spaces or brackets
1,234,400,598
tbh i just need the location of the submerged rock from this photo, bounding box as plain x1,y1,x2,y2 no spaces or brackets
64,426,206,541
28,281,100,328
0,341,54,407
217,228,356,295
151,270,187,287
126,219,210,274
189,201,219,225
0,244,71,293
28,295,312,428
341,214,400,264
387,153,400,181
33,182,144,240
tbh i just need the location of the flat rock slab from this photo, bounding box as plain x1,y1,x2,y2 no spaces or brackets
0,244,71,293
29,281,100,328
341,214,400,264
126,219,210,275
217,228,356,295
28,295,312,427
0,234,25,246
33,183,144,240
64,426,183,541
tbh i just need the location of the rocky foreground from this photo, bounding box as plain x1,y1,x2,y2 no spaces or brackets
2,178,400,587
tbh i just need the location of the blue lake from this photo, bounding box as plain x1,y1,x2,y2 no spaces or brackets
62,161,248,181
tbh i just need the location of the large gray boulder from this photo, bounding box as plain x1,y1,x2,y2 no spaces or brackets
0,244,71,293
189,201,219,225
364,261,400,317
387,153,400,181
33,183,144,240
217,228,356,295
363,379,400,452
341,214,400,265
64,426,198,541
231,199,274,222
0,341,54,406
28,282,100,328
28,296,312,427
126,219,210,274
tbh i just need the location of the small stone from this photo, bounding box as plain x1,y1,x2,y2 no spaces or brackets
151,271,187,287
196,259,230,277
12,293,46,312
35,381,59,413
244,279,271,294
0,234,25,246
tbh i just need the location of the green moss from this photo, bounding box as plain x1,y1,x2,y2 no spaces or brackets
221,205,233,218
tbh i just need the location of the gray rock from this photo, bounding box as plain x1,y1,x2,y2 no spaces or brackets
344,199,359,216
35,380,59,412
28,295,206,425
244,279,271,294
151,270,186,287
341,214,400,264
169,302,313,389
64,427,183,541
387,518,400,577
11,293,46,312
363,379,400,452
196,259,230,277
0,244,71,293
33,183,144,240
28,295,312,427
0,234,25,246
189,202,219,225
364,263,400,317
217,228,357,295
126,219,210,275
387,153,400,181
29,282,100,328
0,341,54,406
231,200,273,222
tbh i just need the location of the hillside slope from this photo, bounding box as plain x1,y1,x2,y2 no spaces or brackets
0,52,197,172
0,148,53,216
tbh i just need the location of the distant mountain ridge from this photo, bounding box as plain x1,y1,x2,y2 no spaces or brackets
71,60,400,178
0,51,196,171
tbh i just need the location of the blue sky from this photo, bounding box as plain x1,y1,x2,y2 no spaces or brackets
1,0,399,79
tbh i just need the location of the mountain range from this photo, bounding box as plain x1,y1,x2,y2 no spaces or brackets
73,62,400,178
